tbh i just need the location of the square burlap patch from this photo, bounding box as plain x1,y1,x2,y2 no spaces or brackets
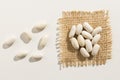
57,10,112,68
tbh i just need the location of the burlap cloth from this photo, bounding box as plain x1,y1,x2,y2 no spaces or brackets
57,10,112,68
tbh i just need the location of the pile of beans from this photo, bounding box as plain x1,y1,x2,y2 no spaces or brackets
69,22,102,57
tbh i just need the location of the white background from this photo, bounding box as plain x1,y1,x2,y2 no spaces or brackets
0,0,119,80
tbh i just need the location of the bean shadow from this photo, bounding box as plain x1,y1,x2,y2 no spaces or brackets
66,32,76,53
66,32,85,61
77,51,86,61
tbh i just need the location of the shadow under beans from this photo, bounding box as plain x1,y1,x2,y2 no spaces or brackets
77,51,94,61
66,32,76,53
77,52,86,61
66,32,86,61
88,53,94,60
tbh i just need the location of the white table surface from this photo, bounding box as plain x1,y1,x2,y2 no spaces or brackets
0,0,119,80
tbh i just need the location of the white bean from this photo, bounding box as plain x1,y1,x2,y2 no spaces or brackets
92,34,101,44
83,22,93,33
3,37,16,49
77,35,85,46
82,31,93,39
80,48,90,58
70,37,79,50
69,25,76,38
14,52,27,61
38,35,48,50
32,24,47,33
76,24,83,35
20,32,32,44
91,44,100,56
92,26,102,36
85,39,92,52
29,54,43,62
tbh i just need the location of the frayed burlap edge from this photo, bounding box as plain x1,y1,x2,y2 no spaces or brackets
57,10,112,69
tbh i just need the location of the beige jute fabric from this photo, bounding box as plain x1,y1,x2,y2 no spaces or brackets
57,10,112,68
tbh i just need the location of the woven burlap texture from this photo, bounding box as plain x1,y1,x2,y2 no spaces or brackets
57,10,112,68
